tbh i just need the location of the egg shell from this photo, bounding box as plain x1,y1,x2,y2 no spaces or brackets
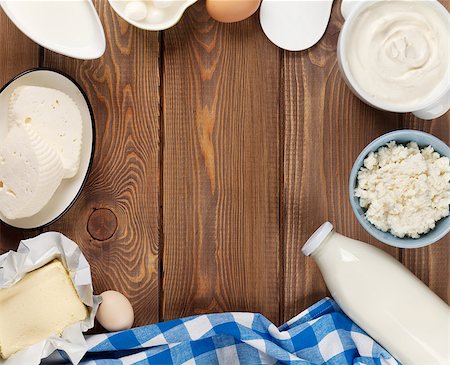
153,0,173,9
124,1,148,22
206,0,261,23
96,290,134,332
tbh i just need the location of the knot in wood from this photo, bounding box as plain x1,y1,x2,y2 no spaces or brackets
87,208,118,241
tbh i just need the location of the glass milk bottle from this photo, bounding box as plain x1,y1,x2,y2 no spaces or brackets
302,222,450,365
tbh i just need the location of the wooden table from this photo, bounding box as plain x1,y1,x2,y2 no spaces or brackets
0,1,448,329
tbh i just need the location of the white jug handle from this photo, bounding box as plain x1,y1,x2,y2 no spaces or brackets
412,90,450,120
341,0,361,20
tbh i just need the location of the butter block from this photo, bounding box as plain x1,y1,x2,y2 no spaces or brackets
9,85,83,178
0,260,88,359
0,125,64,219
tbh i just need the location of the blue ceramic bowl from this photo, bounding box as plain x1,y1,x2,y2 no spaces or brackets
349,130,450,248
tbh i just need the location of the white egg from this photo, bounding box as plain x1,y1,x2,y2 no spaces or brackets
96,290,134,332
146,6,167,23
125,1,148,22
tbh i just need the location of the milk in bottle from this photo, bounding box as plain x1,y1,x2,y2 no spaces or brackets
302,222,449,365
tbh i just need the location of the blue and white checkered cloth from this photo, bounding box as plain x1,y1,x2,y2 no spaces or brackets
61,297,400,365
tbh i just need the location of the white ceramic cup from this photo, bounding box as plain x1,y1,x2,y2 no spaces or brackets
337,0,450,120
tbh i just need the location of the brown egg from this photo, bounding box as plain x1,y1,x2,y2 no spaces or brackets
96,290,134,332
206,0,261,23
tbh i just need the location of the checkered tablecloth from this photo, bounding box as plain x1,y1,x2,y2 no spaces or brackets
55,297,399,365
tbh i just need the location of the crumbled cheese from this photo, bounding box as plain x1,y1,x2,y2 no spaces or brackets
355,141,450,238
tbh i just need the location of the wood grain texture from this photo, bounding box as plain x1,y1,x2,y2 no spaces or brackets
0,0,448,330
162,3,281,323
0,8,41,254
41,1,161,326
282,1,411,322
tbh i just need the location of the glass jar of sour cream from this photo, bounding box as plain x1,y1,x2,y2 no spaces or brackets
337,0,450,119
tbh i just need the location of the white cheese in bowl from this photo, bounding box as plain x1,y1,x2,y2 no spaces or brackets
355,141,450,238
0,125,64,220
9,85,83,178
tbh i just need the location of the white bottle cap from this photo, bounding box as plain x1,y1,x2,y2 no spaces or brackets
302,222,334,256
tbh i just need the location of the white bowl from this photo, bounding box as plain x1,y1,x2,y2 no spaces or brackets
0,69,95,229
337,0,450,120
108,0,197,31
0,0,105,59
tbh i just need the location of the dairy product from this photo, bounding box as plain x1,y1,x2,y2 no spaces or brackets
9,85,83,178
302,222,450,365
346,0,450,107
0,126,64,220
125,1,148,21
0,260,88,359
355,141,450,238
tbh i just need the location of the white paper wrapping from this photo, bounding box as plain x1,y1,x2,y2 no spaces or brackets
0,232,101,365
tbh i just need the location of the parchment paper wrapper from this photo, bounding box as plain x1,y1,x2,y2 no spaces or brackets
0,232,101,365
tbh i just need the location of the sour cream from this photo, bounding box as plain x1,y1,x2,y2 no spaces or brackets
346,0,450,107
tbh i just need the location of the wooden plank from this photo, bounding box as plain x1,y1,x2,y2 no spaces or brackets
282,2,402,322
42,1,161,326
162,4,281,323
0,8,40,254
400,116,449,303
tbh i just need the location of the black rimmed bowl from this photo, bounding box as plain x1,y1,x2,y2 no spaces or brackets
349,130,450,248
0,68,95,229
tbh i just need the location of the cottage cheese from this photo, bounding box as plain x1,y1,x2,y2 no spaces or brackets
355,141,450,238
